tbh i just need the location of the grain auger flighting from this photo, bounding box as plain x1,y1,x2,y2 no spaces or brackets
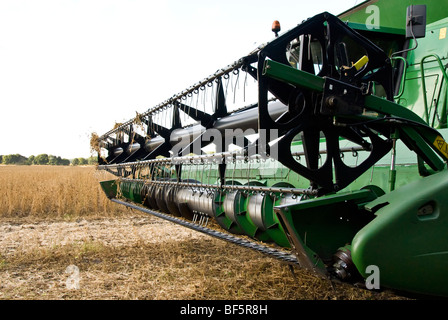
95,0,448,298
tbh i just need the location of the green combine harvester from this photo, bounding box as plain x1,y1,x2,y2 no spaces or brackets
95,0,448,298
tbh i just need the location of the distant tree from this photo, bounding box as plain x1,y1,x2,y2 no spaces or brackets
45,155,71,166
55,156,63,165
34,154,49,165
2,154,28,165
2,155,11,164
88,156,98,165
48,155,63,165
27,155,35,165
0,154,73,166
4,155,13,164
72,158,91,166
48,155,56,165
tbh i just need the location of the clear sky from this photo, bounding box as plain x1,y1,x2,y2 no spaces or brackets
0,0,360,159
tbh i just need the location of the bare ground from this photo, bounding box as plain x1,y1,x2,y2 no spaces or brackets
0,212,407,300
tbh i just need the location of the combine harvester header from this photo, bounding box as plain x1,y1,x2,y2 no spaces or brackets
94,0,448,298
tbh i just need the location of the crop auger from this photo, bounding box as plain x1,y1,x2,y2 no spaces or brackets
95,0,448,298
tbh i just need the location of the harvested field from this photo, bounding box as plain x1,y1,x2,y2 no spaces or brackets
0,166,407,300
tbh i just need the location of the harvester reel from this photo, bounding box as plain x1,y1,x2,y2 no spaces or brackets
254,12,395,193
274,119,392,193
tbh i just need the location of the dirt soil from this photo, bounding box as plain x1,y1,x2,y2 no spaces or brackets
0,212,407,300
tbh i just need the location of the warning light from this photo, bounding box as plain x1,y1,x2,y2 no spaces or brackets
272,20,281,37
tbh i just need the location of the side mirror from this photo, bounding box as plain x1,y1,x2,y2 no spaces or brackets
406,5,427,39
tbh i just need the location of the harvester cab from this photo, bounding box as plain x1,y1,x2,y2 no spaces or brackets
95,0,448,298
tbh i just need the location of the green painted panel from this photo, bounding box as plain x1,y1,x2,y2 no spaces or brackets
338,0,448,32
352,169,448,297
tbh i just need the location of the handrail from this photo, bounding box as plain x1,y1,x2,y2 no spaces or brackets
420,54,448,126
391,56,407,99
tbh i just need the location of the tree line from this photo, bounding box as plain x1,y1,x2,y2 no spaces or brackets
0,154,97,166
